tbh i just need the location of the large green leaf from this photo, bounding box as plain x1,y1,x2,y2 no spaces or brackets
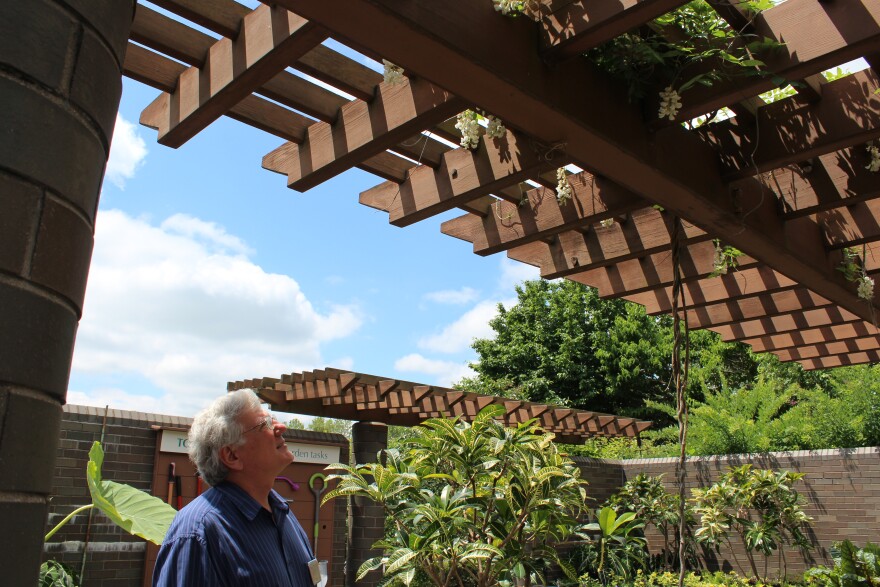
87,442,177,545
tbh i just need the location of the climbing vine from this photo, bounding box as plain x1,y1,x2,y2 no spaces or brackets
838,246,874,302
710,240,742,277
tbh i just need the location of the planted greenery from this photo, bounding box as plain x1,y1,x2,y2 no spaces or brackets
577,506,647,585
40,442,177,585
323,405,589,587
805,540,880,587
692,465,813,581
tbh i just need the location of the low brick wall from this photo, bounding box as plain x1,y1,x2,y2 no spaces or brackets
44,405,349,586
576,448,880,579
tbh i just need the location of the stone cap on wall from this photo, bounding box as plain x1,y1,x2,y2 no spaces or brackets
63,404,348,445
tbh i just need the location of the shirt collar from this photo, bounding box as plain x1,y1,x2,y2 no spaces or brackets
216,481,289,520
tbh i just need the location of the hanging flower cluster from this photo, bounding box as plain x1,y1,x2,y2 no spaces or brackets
658,86,683,121
555,167,572,205
455,110,482,150
455,110,507,150
493,0,525,16
839,247,874,301
382,60,405,86
485,115,506,139
858,275,875,301
710,240,742,277
867,143,880,172
600,218,615,228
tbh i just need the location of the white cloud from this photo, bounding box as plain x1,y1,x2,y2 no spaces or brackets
105,115,147,189
394,354,474,387
498,258,540,292
423,287,479,305
70,210,364,416
418,300,509,353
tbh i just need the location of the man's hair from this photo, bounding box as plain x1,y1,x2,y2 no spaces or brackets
188,389,262,486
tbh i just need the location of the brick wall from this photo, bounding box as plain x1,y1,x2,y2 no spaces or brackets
45,405,349,586
575,448,880,579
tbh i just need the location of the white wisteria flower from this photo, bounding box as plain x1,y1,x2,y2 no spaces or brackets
555,167,572,205
713,241,728,275
383,60,405,86
493,0,524,15
455,110,482,150
658,86,683,121
867,145,880,172
486,116,506,139
600,218,615,228
858,275,875,301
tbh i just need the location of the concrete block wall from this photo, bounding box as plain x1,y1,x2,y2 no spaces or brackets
45,404,350,586
575,448,880,579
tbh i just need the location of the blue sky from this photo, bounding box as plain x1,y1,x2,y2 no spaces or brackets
67,69,537,417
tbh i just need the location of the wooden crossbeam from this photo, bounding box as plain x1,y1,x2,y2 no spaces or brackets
820,203,880,250
777,148,880,219
675,0,880,121
540,0,691,63
288,0,880,325
572,241,759,299
625,265,798,315
360,129,553,227
262,77,464,191
799,349,880,370
440,172,647,256
150,0,249,38
712,305,860,341
744,321,880,352
142,4,328,148
783,339,880,362
685,288,832,329
698,70,880,180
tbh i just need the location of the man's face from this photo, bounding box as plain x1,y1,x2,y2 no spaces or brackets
235,408,294,476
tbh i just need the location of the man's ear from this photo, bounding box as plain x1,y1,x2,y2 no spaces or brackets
219,445,245,471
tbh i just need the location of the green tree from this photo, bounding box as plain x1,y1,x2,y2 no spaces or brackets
458,279,762,423
323,406,590,587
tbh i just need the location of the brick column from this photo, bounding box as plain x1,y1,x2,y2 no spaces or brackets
350,422,388,587
0,1,134,584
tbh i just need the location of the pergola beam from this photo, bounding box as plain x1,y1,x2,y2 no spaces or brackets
285,0,880,325
141,4,328,148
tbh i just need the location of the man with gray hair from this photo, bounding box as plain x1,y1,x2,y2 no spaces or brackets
153,389,319,586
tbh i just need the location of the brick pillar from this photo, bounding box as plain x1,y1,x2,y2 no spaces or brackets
0,1,134,584
350,422,388,587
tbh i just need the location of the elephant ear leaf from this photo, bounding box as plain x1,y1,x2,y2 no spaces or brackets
87,442,178,545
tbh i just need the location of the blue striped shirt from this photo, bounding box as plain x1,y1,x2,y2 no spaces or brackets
152,482,316,587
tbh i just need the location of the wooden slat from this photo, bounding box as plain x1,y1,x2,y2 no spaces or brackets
262,77,464,191
698,70,880,180
360,129,551,227
711,305,860,341
150,0,249,38
777,147,880,219
540,0,691,62
745,324,880,352
686,288,832,329
287,0,880,326
799,349,880,369
142,4,328,148
441,172,647,256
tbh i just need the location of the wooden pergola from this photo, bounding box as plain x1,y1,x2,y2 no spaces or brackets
126,0,880,370
229,368,652,443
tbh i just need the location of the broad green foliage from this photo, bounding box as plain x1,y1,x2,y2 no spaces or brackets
692,465,812,580
805,540,880,587
86,441,178,544
322,406,590,587
41,442,178,586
